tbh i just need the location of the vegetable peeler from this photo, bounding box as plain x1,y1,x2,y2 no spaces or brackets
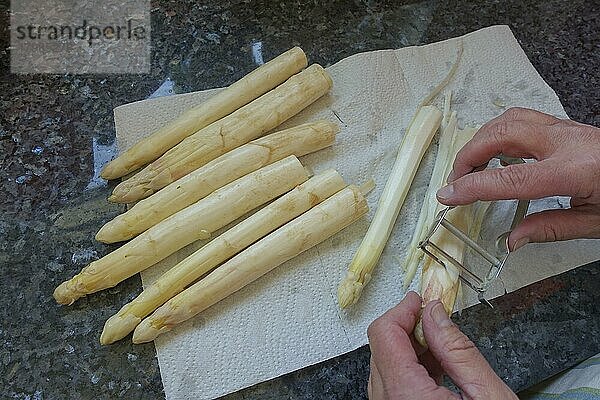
417,156,530,308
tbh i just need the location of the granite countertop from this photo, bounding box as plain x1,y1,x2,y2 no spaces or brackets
1,0,599,399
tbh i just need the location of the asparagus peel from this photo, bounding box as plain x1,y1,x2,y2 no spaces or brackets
96,120,339,243
132,184,369,343
109,64,333,203
100,169,346,344
54,156,309,305
101,47,308,180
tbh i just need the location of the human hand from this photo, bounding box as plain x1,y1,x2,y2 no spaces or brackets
436,107,600,250
367,291,516,400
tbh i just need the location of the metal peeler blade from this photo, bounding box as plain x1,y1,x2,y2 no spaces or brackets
417,156,530,308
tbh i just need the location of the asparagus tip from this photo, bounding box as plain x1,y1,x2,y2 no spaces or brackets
132,319,162,344
53,281,79,305
100,163,117,180
95,225,111,243
100,313,142,345
337,272,363,309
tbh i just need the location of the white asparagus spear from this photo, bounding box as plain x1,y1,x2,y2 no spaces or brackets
401,101,459,287
101,47,308,180
100,169,346,344
109,64,333,203
54,156,308,305
337,105,442,308
410,102,479,346
132,184,369,343
413,205,469,346
96,120,339,243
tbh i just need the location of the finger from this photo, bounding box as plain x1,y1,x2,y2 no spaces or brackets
437,161,577,206
498,107,562,125
509,207,600,250
375,291,422,331
448,119,557,182
451,107,561,182
368,357,384,400
422,301,517,400
418,350,445,385
367,292,424,377
367,292,454,398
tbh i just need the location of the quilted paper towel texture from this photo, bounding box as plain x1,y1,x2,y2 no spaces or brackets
113,25,600,400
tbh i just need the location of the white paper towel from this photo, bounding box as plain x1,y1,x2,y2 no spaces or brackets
113,25,600,400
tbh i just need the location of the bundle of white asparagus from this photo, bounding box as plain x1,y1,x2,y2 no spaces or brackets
96,120,339,243
109,63,333,203
100,170,347,344
133,184,369,343
100,47,308,180
55,47,376,347
55,156,309,305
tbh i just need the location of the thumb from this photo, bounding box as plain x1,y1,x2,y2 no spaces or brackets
509,208,600,250
422,301,516,400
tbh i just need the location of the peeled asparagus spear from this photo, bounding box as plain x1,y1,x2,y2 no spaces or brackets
109,64,333,203
101,47,308,180
337,105,442,308
54,156,308,305
100,170,346,344
96,120,339,243
132,184,369,343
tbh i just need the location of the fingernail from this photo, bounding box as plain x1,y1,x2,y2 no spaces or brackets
512,237,530,251
436,184,454,201
431,302,452,328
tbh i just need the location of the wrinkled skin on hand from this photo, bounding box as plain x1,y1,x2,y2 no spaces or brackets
436,107,600,250
367,292,517,400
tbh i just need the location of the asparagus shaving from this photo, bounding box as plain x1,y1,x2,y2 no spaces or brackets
402,113,457,287
418,42,463,108
132,184,369,343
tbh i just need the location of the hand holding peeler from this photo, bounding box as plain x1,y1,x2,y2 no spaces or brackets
417,156,530,308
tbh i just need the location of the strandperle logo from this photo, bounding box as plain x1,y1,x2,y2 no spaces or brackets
10,0,150,74
13,19,147,44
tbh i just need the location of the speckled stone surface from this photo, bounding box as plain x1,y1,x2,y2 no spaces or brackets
0,0,598,399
